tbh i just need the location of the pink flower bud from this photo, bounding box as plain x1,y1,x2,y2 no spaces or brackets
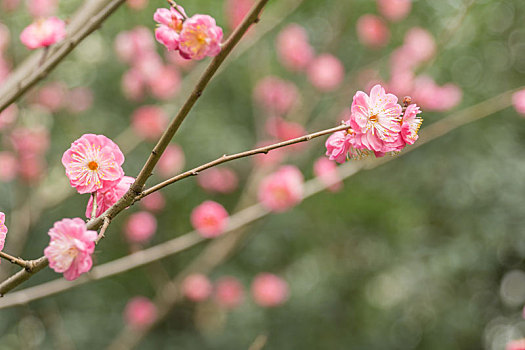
251,273,288,307
258,166,304,212
62,134,125,194
157,144,185,178
178,14,223,60
44,218,97,280
0,212,7,259
276,24,314,72
124,211,157,244
191,200,229,238
214,276,244,309
377,0,412,22
140,192,166,212
197,167,239,194
307,54,345,92
131,106,169,141
254,77,299,116
314,157,343,192
124,297,157,329
182,273,213,302
85,176,135,218
26,0,58,18
513,89,525,115
356,14,390,49
20,17,66,50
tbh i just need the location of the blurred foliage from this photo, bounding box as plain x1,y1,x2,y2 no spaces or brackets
1,0,525,349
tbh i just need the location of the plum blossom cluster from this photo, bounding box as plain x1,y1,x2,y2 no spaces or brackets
0,212,7,262
154,3,223,60
178,272,288,309
326,84,423,162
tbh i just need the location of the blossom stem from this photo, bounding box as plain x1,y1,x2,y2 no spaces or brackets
91,192,98,220
96,217,111,244
0,252,30,269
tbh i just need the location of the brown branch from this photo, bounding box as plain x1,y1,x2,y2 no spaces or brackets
0,0,271,297
0,0,128,113
0,252,31,269
0,87,520,308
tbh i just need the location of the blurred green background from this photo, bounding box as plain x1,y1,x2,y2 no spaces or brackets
1,0,525,349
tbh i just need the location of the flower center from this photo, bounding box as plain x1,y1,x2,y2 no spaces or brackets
88,161,99,171
196,32,207,45
369,114,378,123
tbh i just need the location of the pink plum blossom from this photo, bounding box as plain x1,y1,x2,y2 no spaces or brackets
154,5,186,52
254,77,299,116
124,211,157,243
0,212,7,260
115,26,155,64
401,104,422,145
214,276,244,309
44,218,97,280
377,0,412,22
314,157,343,192
140,192,166,212
307,54,345,92
26,0,58,18
507,339,525,350
325,130,352,163
276,24,314,72
131,106,169,141
85,176,135,218
197,167,239,194
0,152,18,182
224,0,254,30
178,14,223,60
513,89,525,115
350,84,402,152
191,200,229,238
356,14,390,49
124,297,157,329
157,144,185,178
182,273,213,302
258,165,304,212
20,17,66,49
62,134,125,194
251,273,289,307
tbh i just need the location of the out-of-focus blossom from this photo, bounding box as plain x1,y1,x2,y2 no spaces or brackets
1,0,21,12
131,106,169,141
224,0,253,30
254,77,299,116
276,24,314,72
67,87,93,113
34,81,66,112
126,0,148,11
191,200,229,238
214,276,244,309
252,140,286,167
20,17,66,49
18,155,46,183
149,65,181,100
154,5,186,52
124,297,157,329
251,273,289,307
197,167,238,194
134,51,164,82
307,54,345,92
402,27,436,65
179,15,223,60
350,84,402,152
26,0,58,18
86,176,134,218
0,23,9,52
0,152,18,182
377,0,412,22
0,212,7,259
314,157,343,192
265,117,306,144
44,218,97,280
114,26,155,64
512,89,525,115
157,144,185,178
0,57,10,83
62,134,125,194
507,339,525,350
182,273,213,302
356,14,390,49
258,165,304,212
0,104,18,130
11,126,49,155
124,211,157,243
401,104,422,145
122,69,146,101
412,75,462,111
140,192,166,212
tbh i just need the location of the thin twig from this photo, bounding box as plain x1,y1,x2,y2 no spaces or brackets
96,217,111,244
0,252,30,269
90,192,97,220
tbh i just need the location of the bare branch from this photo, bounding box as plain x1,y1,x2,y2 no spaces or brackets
0,252,31,269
